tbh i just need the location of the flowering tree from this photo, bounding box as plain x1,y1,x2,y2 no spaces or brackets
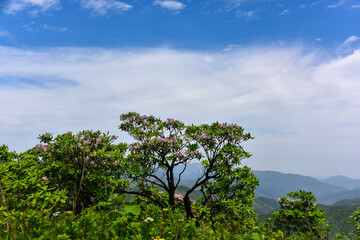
119,112,258,222
36,130,128,214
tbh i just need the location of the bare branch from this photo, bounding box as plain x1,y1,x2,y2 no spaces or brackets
175,162,188,189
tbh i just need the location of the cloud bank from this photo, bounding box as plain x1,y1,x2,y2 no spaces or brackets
1,45,360,178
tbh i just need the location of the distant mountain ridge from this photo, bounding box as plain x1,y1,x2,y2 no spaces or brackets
172,163,360,205
253,170,360,205
253,170,345,199
321,175,360,190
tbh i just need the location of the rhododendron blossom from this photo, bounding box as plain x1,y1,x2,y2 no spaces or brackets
174,194,184,201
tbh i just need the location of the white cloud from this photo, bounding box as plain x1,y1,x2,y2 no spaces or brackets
351,4,360,8
80,0,132,15
1,45,360,178
153,0,186,11
4,0,60,14
279,9,289,15
343,35,360,46
235,10,255,19
327,0,345,8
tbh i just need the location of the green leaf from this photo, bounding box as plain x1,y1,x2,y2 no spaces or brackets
122,202,141,216
252,233,261,240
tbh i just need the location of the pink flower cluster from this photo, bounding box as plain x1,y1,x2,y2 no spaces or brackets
189,151,202,158
156,136,177,143
220,123,234,128
139,114,149,120
141,139,152,145
120,113,150,124
172,151,185,157
41,176,49,181
200,134,211,140
36,144,49,152
174,194,195,204
174,194,184,201
165,118,180,124
129,144,141,151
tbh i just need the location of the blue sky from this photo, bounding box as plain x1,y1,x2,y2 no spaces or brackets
1,0,360,178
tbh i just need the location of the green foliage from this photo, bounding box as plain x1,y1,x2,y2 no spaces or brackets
349,207,360,238
0,151,67,238
200,166,259,232
271,190,330,238
321,202,358,237
0,144,17,163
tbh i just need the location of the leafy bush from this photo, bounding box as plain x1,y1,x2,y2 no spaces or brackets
0,150,67,238
35,130,128,214
271,190,330,238
349,207,360,238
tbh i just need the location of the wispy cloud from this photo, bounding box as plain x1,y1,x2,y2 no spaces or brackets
309,2,320,7
343,35,360,46
234,9,256,20
225,0,249,9
22,21,38,32
21,21,67,32
327,0,345,8
42,24,68,32
279,9,289,15
0,31,16,43
4,0,60,14
1,45,360,177
153,0,186,11
80,0,132,16
351,4,360,8
222,0,267,20
0,31,13,39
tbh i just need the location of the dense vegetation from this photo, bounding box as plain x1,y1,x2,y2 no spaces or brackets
1,112,360,239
